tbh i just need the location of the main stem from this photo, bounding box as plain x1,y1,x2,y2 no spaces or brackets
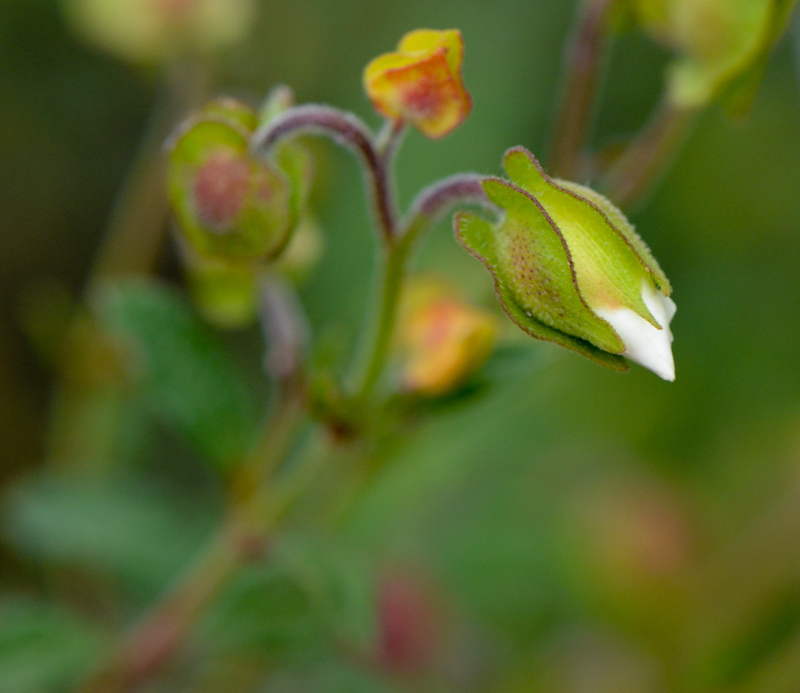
598,101,697,209
549,0,619,180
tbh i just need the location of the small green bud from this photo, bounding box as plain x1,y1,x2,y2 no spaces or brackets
456,147,676,380
626,0,798,111
168,99,313,263
183,250,258,329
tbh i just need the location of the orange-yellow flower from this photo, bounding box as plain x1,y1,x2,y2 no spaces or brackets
399,279,496,396
364,29,472,139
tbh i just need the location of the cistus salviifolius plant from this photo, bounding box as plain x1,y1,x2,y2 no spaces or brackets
4,2,798,692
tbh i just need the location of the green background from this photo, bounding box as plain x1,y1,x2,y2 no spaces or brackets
2,0,800,690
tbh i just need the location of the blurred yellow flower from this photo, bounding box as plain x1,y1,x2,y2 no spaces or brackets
398,279,496,397
61,0,256,64
363,29,472,139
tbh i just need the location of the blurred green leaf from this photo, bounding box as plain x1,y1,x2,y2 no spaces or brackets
202,534,375,661
94,280,260,469
4,476,216,591
0,600,104,693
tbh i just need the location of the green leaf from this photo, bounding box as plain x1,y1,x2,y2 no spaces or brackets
94,280,260,469
0,600,104,693
4,476,217,591
201,535,375,661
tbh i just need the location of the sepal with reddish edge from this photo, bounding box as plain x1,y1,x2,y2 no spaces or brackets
455,147,676,379
167,98,313,263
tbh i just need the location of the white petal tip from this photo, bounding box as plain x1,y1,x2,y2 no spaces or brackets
594,280,676,382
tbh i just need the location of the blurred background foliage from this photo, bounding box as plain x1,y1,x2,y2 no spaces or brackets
2,0,800,691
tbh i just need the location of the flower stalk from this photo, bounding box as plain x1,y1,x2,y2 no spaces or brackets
549,0,620,180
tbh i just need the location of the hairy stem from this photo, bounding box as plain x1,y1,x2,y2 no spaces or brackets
349,175,493,399
250,105,400,242
598,101,697,209
549,0,619,180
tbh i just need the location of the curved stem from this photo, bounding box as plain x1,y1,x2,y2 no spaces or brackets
401,173,493,248
598,101,697,209
250,105,399,242
549,0,619,180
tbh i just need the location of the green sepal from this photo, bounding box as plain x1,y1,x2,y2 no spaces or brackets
199,98,260,133
454,210,629,372
168,115,292,262
502,147,667,324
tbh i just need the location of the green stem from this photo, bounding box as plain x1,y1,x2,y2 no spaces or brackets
349,241,410,400
598,101,697,209
349,175,492,401
549,0,619,179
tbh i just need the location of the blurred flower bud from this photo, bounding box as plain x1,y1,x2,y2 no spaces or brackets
364,29,472,139
183,249,258,329
61,0,256,64
456,147,676,380
398,278,497,397
377,572,443,674
626,0,798,111
168,98,313,263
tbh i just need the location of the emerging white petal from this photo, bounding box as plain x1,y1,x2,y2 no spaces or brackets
593,279,676,381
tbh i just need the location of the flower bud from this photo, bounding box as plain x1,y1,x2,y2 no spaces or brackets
61,0,256,64
455,147,676,380
626,0,797,110
363,29,472,139
183,250,258,329
168,99,313,263
398,278,497,396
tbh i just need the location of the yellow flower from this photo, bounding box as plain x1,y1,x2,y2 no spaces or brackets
364,29,472,139
399,279,496,397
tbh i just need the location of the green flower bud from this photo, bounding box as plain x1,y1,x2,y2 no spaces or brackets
455,147,676,380
626,0,798,111
167,99,313,263
183,249,258,329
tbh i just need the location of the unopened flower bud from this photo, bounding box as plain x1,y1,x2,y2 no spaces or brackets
398,278,497,396
456,147,676,380
364,29,472,139
168,99,313,263
61,0,256,64
626,0,797,110
183,249,258,329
